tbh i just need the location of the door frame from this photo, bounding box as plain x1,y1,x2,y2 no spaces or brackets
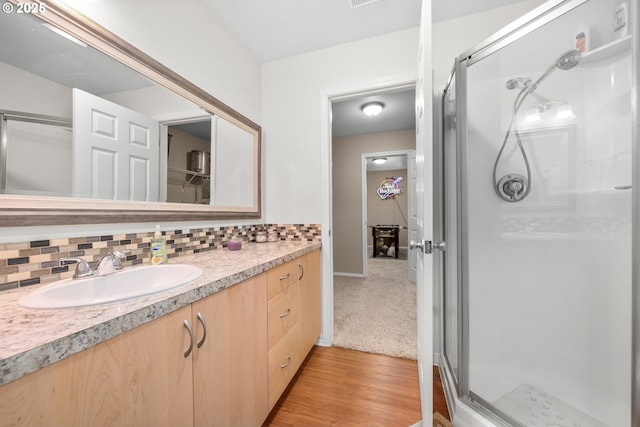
318,74,417,347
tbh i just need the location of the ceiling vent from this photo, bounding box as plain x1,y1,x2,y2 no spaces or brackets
348,0,381,8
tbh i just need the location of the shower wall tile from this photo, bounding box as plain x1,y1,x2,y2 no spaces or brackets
0,224,321,293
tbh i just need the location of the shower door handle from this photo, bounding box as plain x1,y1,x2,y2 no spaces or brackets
433,241,447,251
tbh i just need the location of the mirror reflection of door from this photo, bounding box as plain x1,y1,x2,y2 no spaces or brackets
72,88,159,201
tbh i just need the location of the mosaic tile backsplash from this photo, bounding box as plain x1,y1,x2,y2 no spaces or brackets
0,224,321,292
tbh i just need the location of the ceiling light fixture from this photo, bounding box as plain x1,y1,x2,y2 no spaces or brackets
361,102,384,117
372,157,387,165
42,23,87,47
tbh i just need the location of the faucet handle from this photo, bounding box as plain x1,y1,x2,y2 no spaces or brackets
108,250,129,270
60,257,95,279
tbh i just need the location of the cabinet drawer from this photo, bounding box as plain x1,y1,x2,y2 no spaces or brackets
267,260,301,300
268,282,300,350
268,324,303,409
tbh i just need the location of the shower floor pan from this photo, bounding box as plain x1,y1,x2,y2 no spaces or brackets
493,384,608,427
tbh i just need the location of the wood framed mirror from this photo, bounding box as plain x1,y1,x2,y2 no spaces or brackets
0,0,261,226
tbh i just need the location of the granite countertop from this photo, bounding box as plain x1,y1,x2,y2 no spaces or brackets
0,241,321,386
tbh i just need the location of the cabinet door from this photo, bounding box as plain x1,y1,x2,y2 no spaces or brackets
0,305,194,427
299,249,322,354
192,274,268,427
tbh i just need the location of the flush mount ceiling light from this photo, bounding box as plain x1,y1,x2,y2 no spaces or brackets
372,157,387,165
42,23,87,47
361,102,384,117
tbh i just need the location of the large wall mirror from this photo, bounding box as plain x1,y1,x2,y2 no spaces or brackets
0,0,261,226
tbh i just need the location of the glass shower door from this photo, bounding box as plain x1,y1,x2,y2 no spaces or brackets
441,72,460,385
459,0,632,425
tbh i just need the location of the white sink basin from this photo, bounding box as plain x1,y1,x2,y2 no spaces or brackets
18,264,203,309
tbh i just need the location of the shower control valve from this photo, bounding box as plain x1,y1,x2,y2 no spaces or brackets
497,174,528,202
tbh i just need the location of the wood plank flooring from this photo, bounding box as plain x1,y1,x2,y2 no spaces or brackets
433,366,450,420
263,346,450,427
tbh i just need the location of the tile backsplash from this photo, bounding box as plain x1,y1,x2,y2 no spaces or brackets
0,224,321,292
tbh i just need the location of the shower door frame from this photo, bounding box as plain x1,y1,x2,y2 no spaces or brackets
440,0,640,425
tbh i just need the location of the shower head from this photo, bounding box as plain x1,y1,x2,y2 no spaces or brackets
530,49,582,92
505,77,531,90
555,49,582,70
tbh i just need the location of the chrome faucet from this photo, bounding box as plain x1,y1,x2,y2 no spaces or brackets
60,250,129,279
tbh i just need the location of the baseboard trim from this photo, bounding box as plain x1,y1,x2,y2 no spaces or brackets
333,271,366,278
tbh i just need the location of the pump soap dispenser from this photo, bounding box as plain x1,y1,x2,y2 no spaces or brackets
149,225,168,265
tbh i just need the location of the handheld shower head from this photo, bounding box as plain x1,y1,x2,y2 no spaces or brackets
530,49,582,92
497,49,582,203
505,77,532,90
555,49,582,70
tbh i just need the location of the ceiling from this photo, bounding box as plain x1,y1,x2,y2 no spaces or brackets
203,0,523,63
332,87,416,139
202,0,525,139
0,11,153,96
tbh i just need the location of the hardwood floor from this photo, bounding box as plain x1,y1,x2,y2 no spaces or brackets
263,346,450,427
433,366,450,420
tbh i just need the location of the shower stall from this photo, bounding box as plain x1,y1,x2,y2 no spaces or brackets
438,0,636,426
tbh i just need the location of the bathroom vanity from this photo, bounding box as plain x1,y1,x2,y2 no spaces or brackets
0,241,321,427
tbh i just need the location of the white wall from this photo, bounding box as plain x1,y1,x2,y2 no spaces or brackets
261,28,419,225
0,61,73,197
0,61,72,116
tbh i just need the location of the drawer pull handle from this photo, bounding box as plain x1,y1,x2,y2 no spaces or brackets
196,312,207,348
298,263,304,281
279,308,292,318
279,273,290,281
280,356,292,369
183,320,194,358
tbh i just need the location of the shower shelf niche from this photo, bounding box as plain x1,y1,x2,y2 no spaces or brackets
580,35,631,66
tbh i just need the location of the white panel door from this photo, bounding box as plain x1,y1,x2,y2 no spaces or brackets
415,0,434,421
72,88,159,201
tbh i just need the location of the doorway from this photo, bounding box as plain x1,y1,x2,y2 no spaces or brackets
330,85,417,359
362,150,417,282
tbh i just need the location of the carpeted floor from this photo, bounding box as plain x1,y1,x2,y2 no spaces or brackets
333,254,417,360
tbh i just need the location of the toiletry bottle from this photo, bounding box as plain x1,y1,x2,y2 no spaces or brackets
149,225,168,265
613,1,629,40
575,28,589,53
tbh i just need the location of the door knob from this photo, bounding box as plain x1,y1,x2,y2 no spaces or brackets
409,240,425,251
410,240,446,254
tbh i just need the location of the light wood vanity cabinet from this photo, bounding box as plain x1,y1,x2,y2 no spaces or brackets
191,274,268,427
0,249,320,427
267,249,321,409
0,275,268,427
0,305,194,427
